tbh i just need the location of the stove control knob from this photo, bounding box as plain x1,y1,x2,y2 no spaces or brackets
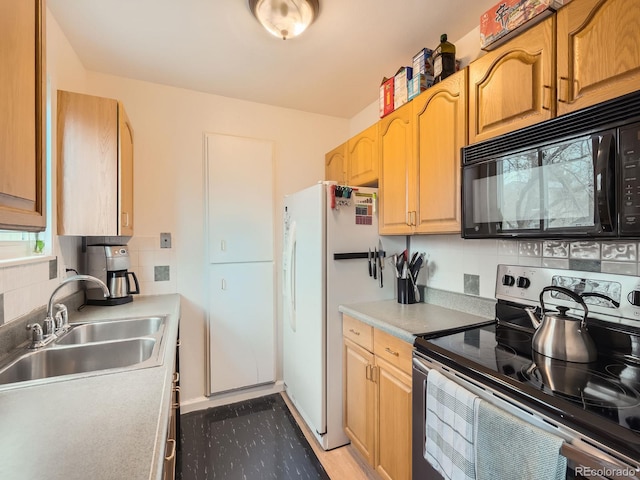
517,277,531,289
628,290,640,306
502,274,515,287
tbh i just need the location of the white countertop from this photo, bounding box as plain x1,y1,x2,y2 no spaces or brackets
339,299,494,343
0,294,181,480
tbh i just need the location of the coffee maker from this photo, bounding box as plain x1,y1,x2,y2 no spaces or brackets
85,245,140,305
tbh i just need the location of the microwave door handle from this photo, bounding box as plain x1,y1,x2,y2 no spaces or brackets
594,132,615,233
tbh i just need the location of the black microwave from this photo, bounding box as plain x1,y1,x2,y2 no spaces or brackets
461,90,640,239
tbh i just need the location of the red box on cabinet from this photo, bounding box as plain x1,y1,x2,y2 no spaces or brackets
379,77,394,118
480,0,568,50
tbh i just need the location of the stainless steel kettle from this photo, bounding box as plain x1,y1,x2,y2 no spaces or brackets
525,286,597,363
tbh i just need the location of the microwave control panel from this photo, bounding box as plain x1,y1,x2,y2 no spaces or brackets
620,122,640,234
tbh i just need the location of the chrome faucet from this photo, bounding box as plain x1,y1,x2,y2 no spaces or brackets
27,274,110,348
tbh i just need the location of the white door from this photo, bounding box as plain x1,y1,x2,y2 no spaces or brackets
208,262,275,394
206,133,274,263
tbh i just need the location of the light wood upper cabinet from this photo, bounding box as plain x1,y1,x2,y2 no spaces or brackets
57,91,134,236
118,103,134,237
413,69,467,234
469,16,555,144
379,104,415,235
325,142,347,185
0,0,46,231
347,124,379,186
556,0,640,115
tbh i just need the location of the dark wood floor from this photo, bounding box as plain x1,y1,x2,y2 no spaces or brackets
176,394,330,480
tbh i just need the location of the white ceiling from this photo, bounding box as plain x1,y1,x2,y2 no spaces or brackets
47,0,498,118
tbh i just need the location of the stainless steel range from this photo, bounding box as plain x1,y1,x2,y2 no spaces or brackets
413,265,640,480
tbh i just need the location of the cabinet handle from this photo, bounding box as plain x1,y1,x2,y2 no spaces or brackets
372,365,378,383
542,85,552,111
220,240,226,251
412,211,417,226
122,212,130,227
165,439,177,461
406,211,411,226
385,347,399,357
221,279,227,290
172,371,180,384
365,364,371,381
349,328,360,336
558,76,569,103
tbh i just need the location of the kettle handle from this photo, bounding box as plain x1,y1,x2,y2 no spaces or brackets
540,286,589,328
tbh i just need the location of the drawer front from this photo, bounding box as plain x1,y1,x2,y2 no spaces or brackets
374,329,412,374
343,315,373,351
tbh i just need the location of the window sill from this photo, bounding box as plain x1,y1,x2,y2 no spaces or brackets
0,254,55,269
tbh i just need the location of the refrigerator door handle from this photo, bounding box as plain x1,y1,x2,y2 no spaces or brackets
285,221,297,332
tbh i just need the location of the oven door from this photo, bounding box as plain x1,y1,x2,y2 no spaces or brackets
412,350,640,480
412,353,443,480
461,130,616,238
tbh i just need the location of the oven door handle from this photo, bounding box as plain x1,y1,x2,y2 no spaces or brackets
561,443,640,480
413,355,432,375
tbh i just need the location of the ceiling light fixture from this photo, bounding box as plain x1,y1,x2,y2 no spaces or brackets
249,0,319,40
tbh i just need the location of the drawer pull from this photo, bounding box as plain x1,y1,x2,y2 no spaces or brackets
349,328,360,336
385,347,399,357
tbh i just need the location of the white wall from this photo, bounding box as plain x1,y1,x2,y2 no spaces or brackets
79,72,348,404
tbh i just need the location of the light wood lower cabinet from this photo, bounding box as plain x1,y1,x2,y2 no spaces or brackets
343,315,412,480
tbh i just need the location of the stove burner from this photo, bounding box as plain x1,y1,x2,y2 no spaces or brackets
520,359,640,411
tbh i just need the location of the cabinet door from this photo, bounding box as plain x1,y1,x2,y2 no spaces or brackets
557,0,640,116
0,0,46,231
118,103,134,236
57,91,119,236
208,262,275,394
469,16,555,144
206,133,274,263
343,338,375,466
375,356,412,480
348,124,379,186
379,105,415,235
325,142,347,184
413,69,467,234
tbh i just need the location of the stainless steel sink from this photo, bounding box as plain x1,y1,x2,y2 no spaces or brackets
0,338,157,385
55,316,165,345
0,315,168,391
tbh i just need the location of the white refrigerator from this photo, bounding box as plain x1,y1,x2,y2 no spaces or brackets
282,182,401,450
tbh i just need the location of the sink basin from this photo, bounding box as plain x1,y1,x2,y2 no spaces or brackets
0,338,158,386
55,316,165,345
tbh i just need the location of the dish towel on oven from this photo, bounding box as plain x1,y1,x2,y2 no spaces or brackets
475,399,567,480
425,369,479,480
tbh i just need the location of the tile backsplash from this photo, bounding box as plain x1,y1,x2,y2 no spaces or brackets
0,234,177,328
411,235,640,299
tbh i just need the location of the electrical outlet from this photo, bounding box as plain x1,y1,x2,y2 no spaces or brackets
160,232,172,248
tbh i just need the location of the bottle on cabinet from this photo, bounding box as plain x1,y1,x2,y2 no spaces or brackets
432,33,456,84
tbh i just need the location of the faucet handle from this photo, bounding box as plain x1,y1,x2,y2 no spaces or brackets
42,316,55,337
26,323,45,349
54,303,69,333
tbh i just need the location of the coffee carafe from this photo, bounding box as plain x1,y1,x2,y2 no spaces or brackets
85,245,140,306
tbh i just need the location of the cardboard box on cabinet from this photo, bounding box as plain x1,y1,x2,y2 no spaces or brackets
393,66,413,110
379,77,395,118
480,0,568,50
408,74,432,101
